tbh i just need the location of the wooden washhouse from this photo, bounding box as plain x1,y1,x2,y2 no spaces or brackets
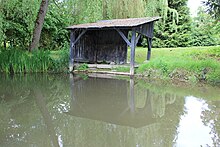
67,17,160,75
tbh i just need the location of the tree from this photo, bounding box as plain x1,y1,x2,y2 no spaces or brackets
29,0,49,51
203,0,220,19
152,0,192,48
39,1,69,49
0,0,40,49
190,7,219,46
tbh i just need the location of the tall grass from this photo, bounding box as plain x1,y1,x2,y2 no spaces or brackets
0,48,68,74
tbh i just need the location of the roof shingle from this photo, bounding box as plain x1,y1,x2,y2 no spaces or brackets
67,17,160,29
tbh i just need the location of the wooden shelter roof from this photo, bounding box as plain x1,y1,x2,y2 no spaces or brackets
67,17,160,29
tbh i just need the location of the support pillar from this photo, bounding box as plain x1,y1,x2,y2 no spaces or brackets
130,29,136,76
147,37,152,60
69,31,75,72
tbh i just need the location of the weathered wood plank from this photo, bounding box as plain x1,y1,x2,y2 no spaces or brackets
74,70,131,76
147,37,152,60
74,30,128,64
135,22,154,38
130,29,136,76
69,31,75,72
72,29,87,46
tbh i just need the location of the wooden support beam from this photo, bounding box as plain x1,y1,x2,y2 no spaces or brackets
72,29,87,47
130,29,136,76
115,28,131,47
135,34,141,46
147,37,152,60
69,31,75,72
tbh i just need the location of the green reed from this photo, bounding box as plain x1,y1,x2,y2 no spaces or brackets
0,48,68,74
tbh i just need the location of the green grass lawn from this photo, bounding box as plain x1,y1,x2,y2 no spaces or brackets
129,46,220,63
125,46,220,84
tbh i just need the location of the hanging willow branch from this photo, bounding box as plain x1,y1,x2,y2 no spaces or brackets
74,0,179,27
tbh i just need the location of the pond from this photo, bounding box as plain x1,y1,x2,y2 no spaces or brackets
0,74,220,147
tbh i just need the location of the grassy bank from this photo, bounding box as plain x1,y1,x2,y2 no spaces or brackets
130,46,220,85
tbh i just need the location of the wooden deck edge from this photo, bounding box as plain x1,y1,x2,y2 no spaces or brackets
75,63,139,69
90,70,131,75
73,70,131,76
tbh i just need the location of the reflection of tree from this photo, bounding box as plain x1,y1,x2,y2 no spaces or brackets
134,81,179,119
0,74,69,146
201,100,220,146
33,87,60,147
160,95,185,146
133,81,185,146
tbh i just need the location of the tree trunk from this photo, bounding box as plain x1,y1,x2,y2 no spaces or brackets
29,0,49,51
3,40,6,49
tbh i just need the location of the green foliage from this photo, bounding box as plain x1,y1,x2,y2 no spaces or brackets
0,0,219,51
74,0,103,23
0,0,75,50
190,7,220,46
0,2,3,44
77,63,89,70
203,0,220,19
115,66,130,72
0,47,69,74
0,48,50,73
0,0,187,50
40,1,76,50
152,0,192,48
1,0,40,49
207,69,220,84
72,0,146,22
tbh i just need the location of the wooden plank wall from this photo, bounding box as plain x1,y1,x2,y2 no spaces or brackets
74,30,128,64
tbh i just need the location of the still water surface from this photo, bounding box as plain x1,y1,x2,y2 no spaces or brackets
0,74,220,147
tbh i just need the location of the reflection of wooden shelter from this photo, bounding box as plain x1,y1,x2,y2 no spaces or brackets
67,77,156,128
67,17,160,75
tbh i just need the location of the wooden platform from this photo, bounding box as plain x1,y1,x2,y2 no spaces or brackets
75,63,139,69
73,63,139,76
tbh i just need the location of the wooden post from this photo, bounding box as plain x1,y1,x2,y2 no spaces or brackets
69,31,75,72
130,29,136,76
147,37,152,60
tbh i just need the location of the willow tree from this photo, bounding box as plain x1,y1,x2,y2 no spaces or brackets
73,0,103,23
73,0,144,23
109,0,145,18
152,0,191,47
102,0,176,19
73,0,178,23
